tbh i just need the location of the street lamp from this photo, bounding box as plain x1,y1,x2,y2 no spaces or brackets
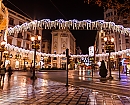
31,35,41,80
104,36,115,79
0,40,6,66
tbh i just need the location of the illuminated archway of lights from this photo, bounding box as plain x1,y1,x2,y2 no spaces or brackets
7,19,130,57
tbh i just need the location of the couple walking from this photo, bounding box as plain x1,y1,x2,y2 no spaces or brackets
0,65,13,80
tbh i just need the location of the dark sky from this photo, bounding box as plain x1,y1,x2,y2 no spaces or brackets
3,0,104,54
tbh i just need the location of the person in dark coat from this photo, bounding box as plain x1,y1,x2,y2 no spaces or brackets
0,65,6,80
8,66,12,77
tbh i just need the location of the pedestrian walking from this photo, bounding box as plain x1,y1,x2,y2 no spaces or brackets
0,65,6,81
8,66,12,77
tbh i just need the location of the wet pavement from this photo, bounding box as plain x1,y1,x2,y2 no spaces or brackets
0,72,130,105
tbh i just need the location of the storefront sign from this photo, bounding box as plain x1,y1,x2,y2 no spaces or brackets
89,46,94,56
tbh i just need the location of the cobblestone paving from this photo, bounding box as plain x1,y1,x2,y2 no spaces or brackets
0,74,130,105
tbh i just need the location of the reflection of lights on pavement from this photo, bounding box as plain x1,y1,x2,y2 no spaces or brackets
14,76,18,81
79,70,82,75
83,70,85,76
79,70,82,80
21,77,26,86
79,77,82,80
4,74,8,81
37,78,48,87
78,70,86,80
69,72,74,79
83,77,85,80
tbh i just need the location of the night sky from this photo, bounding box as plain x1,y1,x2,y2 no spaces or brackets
3,0,104,54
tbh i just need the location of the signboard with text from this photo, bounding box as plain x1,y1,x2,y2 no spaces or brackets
89,46,94,56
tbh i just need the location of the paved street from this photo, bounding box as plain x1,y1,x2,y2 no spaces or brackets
0,71,130,105
37,69,130,97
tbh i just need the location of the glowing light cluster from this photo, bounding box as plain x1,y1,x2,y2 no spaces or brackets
96,49,130,57
7,19,130,57
8,19,130,35
5,43,130,58
5,44,88,58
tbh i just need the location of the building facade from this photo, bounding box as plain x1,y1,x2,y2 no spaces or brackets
95,8,130,70
104,9,130,52
1,9,43,70
51,29,76,68
41,39,50,53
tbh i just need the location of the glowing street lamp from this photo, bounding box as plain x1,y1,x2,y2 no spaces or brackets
111,37,114,42
104,37,107,42
31,35,41,80
31,36,35,41
38,35,41,40
104,36,115,79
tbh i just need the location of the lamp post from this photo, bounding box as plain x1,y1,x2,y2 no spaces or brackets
0,40,6,66
31,35,41,80
66,48,69,87
104,36,114,79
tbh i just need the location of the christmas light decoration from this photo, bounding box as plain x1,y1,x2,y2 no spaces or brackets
7,19,130,35
6,19,130,58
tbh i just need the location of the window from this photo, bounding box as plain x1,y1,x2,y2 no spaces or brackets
17,33,23,38
63,44,65,48
119,34,120,38
106,14,108,17
125,39,129,43
101,38,104,42
7,38,12,44
19,21,23,25
53,57,57,60
114,11,116,15
101,33,103,37
123,20,127,24
42,44,45,48
36,29,39,35
110,12,113,16
102,49,104,52
119,40,121,44
17,41,21,47
43,50,45,53
9,17,14,25
125,34,129,37
108,13,110,17
26,34,30,40
126,46,129,49
26,43,29,50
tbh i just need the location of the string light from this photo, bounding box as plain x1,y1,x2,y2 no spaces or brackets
8,19,130,35
7,19,130,58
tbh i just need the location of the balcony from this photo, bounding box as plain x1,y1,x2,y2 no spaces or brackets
17,33,23,39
